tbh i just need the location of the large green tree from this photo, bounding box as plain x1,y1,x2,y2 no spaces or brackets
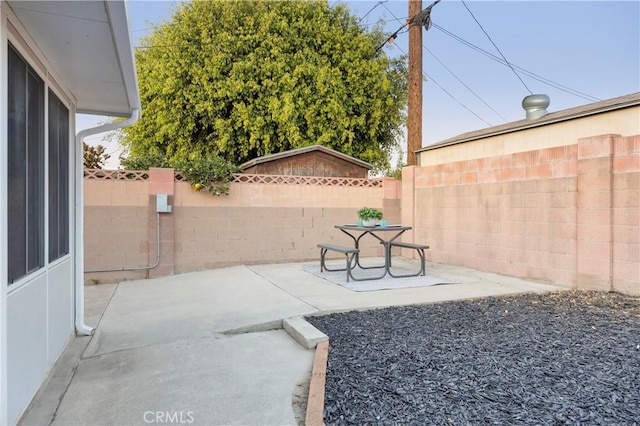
121,0,407,171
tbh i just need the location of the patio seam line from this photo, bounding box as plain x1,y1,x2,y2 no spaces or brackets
245,265,323,312
80,282,120,361
18,337,91,426
220,320,284,335
86,282,120,330
47,358,80,426
81,333,228,360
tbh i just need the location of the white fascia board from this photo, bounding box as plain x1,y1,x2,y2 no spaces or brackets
102,0,140,115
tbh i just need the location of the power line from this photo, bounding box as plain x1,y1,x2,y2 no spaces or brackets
383,5,496,126
359,17,411,27
426,71,493,127
135,17,409,34
133,26,156,33
432,23,601,102
374,1,412,55
381,0,439,29
381,1,404,25
135,40,219,50
393,44,493,127
460,0,532,95
133,3,600,104
358,0,388,24
424,45,508,122
375,0,439,55
107,146,123,158
410,0,441,30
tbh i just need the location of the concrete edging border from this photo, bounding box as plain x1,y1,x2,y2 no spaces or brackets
304,340,329,426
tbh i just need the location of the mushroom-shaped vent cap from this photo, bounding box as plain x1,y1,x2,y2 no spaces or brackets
522,94,550,120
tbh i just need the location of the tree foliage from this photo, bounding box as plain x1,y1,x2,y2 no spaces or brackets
83,143,110,169
121,0,407,172
174,152,239,196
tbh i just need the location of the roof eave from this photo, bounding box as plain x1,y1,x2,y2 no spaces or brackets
7,0,140,118
90,0,140,117
417,92,640,153
239,145,373,171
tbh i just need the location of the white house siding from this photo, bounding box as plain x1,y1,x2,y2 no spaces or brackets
46,259,74,366
7,260,73,424
2,4,76,424
7,275,49,424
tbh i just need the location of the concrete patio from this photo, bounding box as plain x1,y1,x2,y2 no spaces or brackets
19,259,564,426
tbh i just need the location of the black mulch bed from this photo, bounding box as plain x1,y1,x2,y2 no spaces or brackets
306,291,640,425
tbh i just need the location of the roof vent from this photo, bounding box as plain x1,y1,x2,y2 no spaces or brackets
522,94,550,120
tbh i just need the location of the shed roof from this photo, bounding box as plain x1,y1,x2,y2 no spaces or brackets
418,92,640,153
239,145,373,171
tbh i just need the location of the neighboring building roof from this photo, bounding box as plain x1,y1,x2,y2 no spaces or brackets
239,145,373,171
418,92,640,152
7,0,139,117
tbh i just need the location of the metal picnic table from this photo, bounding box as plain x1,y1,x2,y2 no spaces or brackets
335,223,419,280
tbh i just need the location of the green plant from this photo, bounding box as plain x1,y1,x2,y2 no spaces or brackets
120,152,171,170
385,152,404,180
83,143,110,169
357,207,383,221
173,153,239,196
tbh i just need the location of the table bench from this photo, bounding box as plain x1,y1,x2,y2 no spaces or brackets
317,243,359,282
389,241,429,277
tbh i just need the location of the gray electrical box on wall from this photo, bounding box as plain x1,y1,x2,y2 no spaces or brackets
156,194,172,213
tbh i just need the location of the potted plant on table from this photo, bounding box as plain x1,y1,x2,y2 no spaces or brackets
357,207,383,227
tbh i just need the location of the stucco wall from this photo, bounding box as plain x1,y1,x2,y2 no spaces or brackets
404,134,639,295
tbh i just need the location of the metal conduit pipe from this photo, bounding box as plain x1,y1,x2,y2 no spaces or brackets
85,212,162,273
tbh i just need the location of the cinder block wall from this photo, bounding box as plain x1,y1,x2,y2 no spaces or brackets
171,180,399,272
407,134,639,295
84,173,401,283
84,180,150,283
610,136,639,294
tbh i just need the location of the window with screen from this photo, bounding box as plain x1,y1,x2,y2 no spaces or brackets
8,43,45,284
48,90,70,262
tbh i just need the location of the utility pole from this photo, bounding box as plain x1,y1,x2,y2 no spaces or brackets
407,0,422,166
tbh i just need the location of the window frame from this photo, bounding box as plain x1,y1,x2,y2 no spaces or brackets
48,89,70,263
6,38,74,289
7,43,45,285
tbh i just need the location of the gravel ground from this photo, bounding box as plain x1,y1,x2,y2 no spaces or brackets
306,290,640,425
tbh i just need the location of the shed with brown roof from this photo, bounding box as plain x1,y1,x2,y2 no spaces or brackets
239,145,373,178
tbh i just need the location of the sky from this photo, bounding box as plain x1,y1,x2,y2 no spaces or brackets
79,0,640,168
